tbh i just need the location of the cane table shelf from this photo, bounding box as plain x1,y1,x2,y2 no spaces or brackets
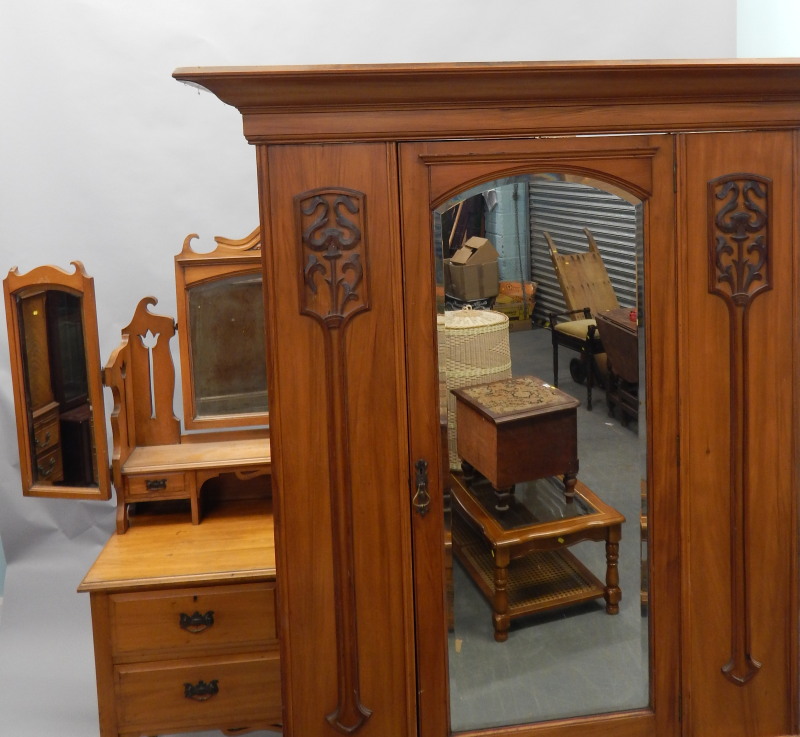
451,472,625,642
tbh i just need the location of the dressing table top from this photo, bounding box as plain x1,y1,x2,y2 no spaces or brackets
79,499,276,593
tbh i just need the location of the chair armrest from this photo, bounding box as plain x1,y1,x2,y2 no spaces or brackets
548,307,592,326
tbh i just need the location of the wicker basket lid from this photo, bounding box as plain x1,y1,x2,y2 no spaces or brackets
443,307,508,330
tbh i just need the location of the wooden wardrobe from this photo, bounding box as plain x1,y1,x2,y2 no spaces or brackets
172,61,800,737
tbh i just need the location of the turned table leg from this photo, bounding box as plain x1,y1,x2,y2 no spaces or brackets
492,548,511,642
604,526,622,614
563,472,577,503
492,485,515,512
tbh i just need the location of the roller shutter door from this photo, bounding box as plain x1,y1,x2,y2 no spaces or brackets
529,179,642,324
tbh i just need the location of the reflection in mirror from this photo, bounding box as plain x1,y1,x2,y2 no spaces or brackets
3,262,110,499
435,174,647,730
187,273,268,418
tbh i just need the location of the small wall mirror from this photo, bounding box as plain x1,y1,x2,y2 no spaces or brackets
175,228,268,431
3,262,111,499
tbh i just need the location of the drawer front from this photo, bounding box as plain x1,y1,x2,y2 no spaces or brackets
35,446,63,484
125,471,187,500
110,583,276,658
33,415,60,454
116,651,281,733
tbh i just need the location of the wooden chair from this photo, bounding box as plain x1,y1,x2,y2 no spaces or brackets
545,228,619,410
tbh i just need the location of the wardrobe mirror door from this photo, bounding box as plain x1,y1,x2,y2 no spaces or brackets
3,262,111,500
434,173,648,730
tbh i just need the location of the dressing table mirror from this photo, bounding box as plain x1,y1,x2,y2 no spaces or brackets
175,226,268,430
3,262,111,500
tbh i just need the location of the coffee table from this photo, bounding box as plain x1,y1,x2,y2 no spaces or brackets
450,472,625,642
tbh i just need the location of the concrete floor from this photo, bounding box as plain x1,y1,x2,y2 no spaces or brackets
447,324,649,731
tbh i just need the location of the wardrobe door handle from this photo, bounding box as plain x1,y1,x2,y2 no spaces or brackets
412,459,431,517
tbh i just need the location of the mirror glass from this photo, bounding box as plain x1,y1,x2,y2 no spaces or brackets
187,273,268,419
435,174,647,730
3,263,110,499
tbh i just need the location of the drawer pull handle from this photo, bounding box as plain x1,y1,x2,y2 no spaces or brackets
145,478,168,491
184,679,219,701
37,457,57,478
179,610,215,633
35,431,52,448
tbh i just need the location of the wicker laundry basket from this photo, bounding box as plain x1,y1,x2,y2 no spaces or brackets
439,308,512,470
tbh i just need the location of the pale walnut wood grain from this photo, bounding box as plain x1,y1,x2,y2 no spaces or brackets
173,61,800,737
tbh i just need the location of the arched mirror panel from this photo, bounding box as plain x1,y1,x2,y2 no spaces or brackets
432,172,647,730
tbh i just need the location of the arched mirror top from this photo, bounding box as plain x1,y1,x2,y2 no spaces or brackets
434,171,645,215
3,261,111,500
419,136,662,215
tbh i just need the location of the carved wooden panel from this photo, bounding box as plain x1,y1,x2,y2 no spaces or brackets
708,174,771,686
121,297,180,447
295,187,371,734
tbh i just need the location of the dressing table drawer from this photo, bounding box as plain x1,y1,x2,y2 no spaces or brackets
110,583,276,658
35,446,63,483
32,402,63,484
33,414,60,453
115,651,281,734
125,471,188,500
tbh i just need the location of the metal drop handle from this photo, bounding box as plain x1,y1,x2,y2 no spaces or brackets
412,459,431,517
184,679,219,701
179,610,215,633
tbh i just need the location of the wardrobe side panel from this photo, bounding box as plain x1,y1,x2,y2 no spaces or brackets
679,130,797,737
261,142,416,737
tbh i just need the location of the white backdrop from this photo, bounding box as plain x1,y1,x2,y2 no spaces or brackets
0,1,743,735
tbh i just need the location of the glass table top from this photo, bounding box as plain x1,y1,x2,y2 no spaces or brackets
459,474,597,532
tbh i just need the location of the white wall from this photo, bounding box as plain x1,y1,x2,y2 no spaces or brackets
738,0,800,56
0,0,749,593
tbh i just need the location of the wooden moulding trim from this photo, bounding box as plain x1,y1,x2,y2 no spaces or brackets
294,187,372,733
173,60,800,113
236,102,800,145
419,148,662,165
707,173,772,686
173,61,800,143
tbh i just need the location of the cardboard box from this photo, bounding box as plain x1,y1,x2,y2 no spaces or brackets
445,237,500,301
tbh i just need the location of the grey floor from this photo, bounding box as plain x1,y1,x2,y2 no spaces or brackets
448,325,649,731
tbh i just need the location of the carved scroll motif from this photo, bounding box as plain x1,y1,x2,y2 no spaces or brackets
708,174,771,686
295,188,371,733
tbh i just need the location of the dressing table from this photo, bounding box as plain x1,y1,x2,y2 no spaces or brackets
78,499,281,737
3,227,278,737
